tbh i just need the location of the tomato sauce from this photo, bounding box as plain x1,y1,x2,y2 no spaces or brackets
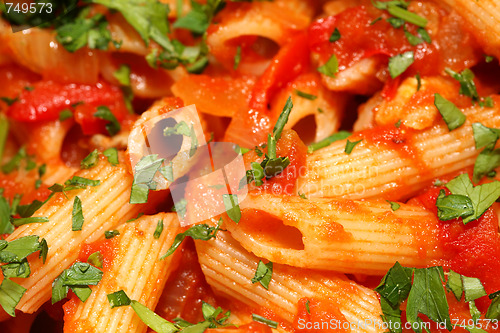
410,186,500,312
225,34,310,146
358,124,429,173
7,80,131,135
157,238,216,324
254,130,307,196
293,298,349,332
77,238,115,272
308,4,480,78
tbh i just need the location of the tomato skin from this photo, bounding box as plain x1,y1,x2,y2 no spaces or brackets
226,34,310,147
249,33,310,112
157,238,216,324
254,130,307,196
7,80,129,135
410,185,500,311
308,5,479,79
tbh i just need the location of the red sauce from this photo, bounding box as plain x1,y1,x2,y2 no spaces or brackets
254,306,294,332
293,298,349,332
225,34,310,146
411,186,500,312
256,130,308,196
308,4,480,78
7,80,131,135
157,238,216,323
77,238,115,271
359,124,428,173
62,239,116,325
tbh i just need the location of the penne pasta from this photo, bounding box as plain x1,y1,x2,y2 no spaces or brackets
224,193,442,275
195,230,383,332
1,27,99,84
1,0,500,331
63,213,181,333
5,154,151,314
271,72,348,144
206,0,314,71
440,0,500,59
298,99,500,200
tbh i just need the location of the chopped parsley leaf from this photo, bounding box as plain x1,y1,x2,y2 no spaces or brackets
252,314,278,329
153,219,163,239
160,219,221,259
113,64,131,87
107,290,131,308
94,106,121,136
72,196,84,231
233,45,241,70
131,299,182,333
222,194,241,223
435,189,474,221
445,174,500,224
387,200,401,211
388,51,414,78
103,148,119,166
344,139,362,155
0,278,26,317
329,27,341,42
434,93,466,131
308,131,351,154
81,149,99,169
294,89,317,101
251,260,273,289
87,251,103,268
52,262,103,304
317,54,339,78
59,109,73,121
104,230,120,239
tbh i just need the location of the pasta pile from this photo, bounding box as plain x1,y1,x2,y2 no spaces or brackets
0,0,500,332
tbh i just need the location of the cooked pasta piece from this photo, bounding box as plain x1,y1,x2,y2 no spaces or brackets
440,0,500,59
127,98,206,190
223,193,442,275
195,230,383,332
317,57,384,95
1,27,99,84
171,75,255,118
322,0,365,16
298,99,500,199
355,76,484,131
271,73,348,143
11,119,73,164
5,154,152,314
63,213,181,333
206,0,314,71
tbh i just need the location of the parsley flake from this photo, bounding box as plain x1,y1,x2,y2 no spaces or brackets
317,54,339,78
160,219,221,259
251,260,273,289
388,51,414,78
344,139,362,154
434,93,466,131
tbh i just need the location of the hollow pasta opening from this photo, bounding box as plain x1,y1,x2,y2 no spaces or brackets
238,209,305,250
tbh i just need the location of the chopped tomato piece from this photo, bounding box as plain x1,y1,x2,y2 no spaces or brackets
7,80,129,135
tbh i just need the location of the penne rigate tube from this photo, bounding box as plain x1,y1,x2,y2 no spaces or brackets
63,213,181,333
298,100,500,200
195,231,383,332
440,0,500,59
224,193,442,275
5,154,148,314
